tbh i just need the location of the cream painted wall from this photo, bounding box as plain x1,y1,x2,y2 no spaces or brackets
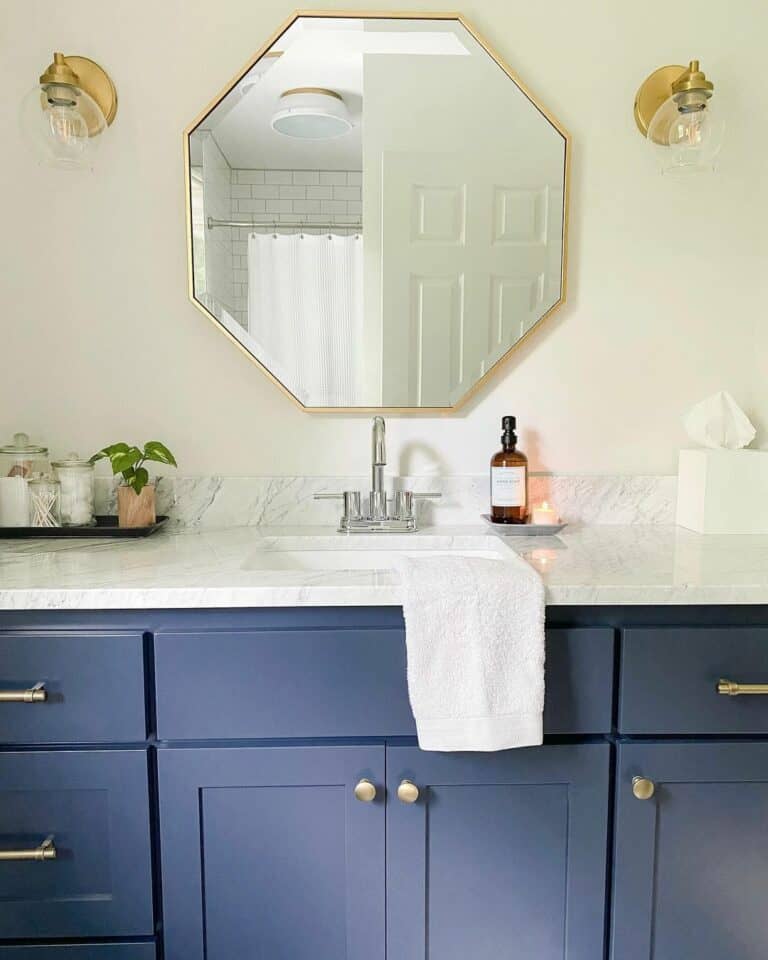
1,0,766,477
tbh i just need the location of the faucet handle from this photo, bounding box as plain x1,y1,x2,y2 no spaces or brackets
394,490,414,520
393,490,442,521
314,491,362,521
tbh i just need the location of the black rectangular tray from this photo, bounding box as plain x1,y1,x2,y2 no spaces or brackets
0,516,169,539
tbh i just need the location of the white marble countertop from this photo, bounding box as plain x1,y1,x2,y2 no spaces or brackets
1,524,768,610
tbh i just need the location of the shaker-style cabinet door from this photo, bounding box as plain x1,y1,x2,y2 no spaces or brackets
0,750,153,938
612,742,768,960
158,745,385,960
387,744,610,960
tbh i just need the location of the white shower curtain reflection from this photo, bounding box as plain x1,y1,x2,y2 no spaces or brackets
247,232,364,406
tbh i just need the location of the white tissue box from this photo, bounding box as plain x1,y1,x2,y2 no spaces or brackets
676,449,768,534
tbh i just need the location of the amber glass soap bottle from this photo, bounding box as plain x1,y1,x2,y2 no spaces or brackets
490,416,528,524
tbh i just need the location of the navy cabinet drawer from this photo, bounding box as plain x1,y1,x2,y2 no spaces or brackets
0,947,154,960
154,626,614,739
620,627,768,734
0,632,146,743
0,750,154,938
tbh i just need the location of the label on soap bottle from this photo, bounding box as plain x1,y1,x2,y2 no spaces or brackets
491,466,526,507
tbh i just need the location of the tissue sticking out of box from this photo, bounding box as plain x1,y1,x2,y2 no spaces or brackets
683,391,756,450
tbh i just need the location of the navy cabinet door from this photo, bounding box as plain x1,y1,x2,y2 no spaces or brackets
0,750,153,938
158,745,385,960
612,742,768,960
387,744,610,960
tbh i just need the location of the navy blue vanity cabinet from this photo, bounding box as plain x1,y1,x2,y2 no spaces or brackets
612,742,768,960
7,605,768,960
387,743,611,960
158,745,386,960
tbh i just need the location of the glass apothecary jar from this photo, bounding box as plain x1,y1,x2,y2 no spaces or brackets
0,432,49,479
28,475,61,528
52,453,96,526
0,432,49,527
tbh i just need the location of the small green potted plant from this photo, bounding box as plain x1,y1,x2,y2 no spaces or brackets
90,441,177,528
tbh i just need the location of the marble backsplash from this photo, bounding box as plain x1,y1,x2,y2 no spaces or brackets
94,474,677,529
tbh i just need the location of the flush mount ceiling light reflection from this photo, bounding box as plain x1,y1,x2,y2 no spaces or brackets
20,52,117,170
271,87,352,139
634,60,724,175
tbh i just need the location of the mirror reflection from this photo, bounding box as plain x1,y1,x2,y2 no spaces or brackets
188,15,567,409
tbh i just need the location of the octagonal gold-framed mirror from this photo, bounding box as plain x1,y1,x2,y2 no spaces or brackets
184,11,569,412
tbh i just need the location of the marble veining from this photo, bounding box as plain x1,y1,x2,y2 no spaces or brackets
94,474,677,529
2,523,768,610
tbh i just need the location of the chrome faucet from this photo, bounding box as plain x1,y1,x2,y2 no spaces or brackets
315,416,440,533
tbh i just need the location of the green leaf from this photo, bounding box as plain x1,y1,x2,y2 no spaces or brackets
131,467,150,495
89,442,129,465
143,441,177,468
110,446,143,476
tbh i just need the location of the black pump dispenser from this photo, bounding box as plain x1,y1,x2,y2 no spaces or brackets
501,416,517,449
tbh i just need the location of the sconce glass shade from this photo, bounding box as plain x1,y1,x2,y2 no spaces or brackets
20,83,106,169
647,95,725,176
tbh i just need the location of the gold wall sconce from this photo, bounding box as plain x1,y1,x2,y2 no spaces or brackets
634,60,724,175
20,52,118,169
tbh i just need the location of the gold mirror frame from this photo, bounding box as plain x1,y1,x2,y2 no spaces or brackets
183,10,571,414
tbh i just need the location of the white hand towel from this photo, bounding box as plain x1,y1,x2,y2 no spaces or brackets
397,553,545,751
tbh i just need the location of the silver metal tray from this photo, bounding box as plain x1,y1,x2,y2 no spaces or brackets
481,514,567,536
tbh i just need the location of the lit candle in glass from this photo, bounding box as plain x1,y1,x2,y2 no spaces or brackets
531,501,559,525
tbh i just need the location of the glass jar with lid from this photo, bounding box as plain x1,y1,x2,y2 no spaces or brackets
0,433,49,527
52,453,96,526
0,432,50,479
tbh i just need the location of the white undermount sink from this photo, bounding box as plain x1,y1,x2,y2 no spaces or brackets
241,538,504,572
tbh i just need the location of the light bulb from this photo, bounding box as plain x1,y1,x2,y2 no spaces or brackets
47,103,89,164
667,106,710,169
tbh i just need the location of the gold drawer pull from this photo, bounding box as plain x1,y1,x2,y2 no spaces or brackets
0,682,47,703
353,779,377,803
717,679,768,696
0,835,56,862
632,777,656,801
397,780,420,804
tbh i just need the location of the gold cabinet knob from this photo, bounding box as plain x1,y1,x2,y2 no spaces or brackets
353,779,377,803
632,776,656,800
397,779,420,804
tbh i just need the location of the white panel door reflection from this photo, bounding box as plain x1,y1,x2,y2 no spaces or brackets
381,151,563,406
